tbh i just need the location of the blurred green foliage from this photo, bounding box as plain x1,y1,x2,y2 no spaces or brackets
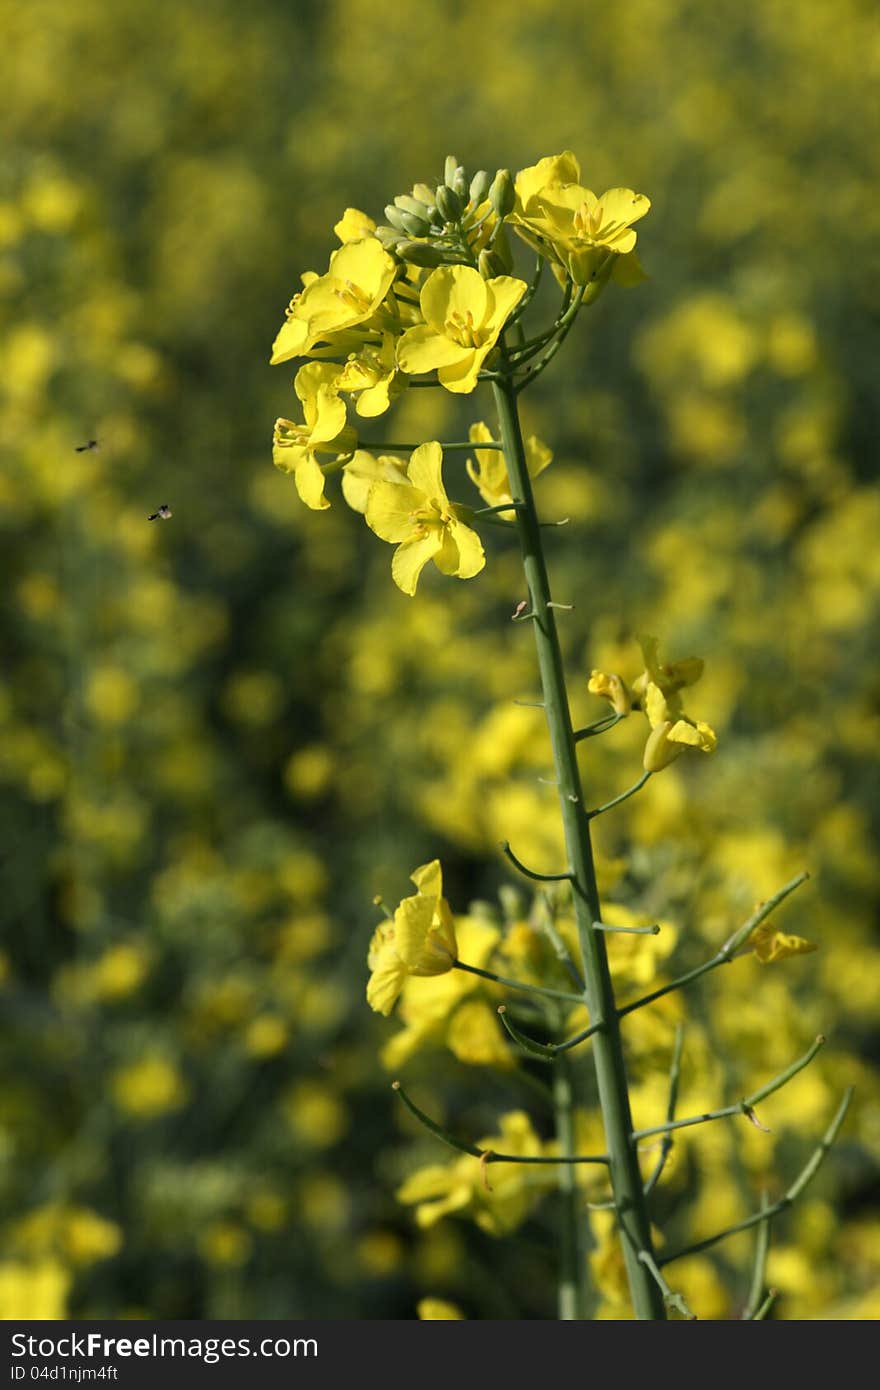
0,0,878,1319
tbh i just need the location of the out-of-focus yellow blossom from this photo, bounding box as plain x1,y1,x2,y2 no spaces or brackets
283,744,335,799
111,1056,187,1119
511,152,650,286
446,998,512,1068
283,1080,348,1148
466,420,551,507
587,670,632,717
396,265,526,393
10,1204,122,1267
243,1015,289,1057
272,363,357,511
198,1222,253,1268
245,1190,287,1232
85,665,139,724
0,1260,69,1319
380,915,500,1069
397,1111,550,1236
365,441,485,595
270,237,396,364
417,1298,465,1319
356,1230,404,1276
334,207,377,244
367,859,457,1015
750,923,817,963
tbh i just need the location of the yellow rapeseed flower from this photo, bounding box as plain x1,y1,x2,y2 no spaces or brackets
365,441,485,595
512,151,650,288
397,265,526,393
466,420,551,508
367,860,458,1015
272,363,356,511
270,238,396,364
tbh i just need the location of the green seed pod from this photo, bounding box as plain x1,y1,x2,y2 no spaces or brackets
444,154,459,187
394,194,433,220
436,185,463,223
489,169,516,219
452,166,468,199
469,170,491,205
398,241,447,268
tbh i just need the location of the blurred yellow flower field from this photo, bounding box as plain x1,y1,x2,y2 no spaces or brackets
0,0,878,1320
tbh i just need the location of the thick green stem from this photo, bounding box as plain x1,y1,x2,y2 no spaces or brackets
553,1053,585,1320
492,366,666,1320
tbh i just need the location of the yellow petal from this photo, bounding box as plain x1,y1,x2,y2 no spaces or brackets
421,265,488,332
333,208,376,243
407,441,445,502
365,480,423,542
446,517,486,579
366,956,407,1015
391,531,443,595
484,275,528,331
293,454,330,511
597,188,651,230
752,927,817,964
270,315,309,365
397,324,468,376
410,859,443,897
341,451,407,513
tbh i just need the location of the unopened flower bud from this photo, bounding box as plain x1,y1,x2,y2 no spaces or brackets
489,169,516,219
401,211,433,237
489,224,513,271
478,248,507,279
435,185,463,223
384,204,410,233
394,194,433,221
375,224,403,248
398,241,447,268
444,154,459,187
451,167,468,199
469,170,491,205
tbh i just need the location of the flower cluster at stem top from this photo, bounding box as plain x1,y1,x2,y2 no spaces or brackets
269,151,650,593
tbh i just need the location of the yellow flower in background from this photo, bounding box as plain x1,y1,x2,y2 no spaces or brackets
365,441,485,595
397,1110,550,1236
367,860,458,1015
111,1056,187,1119
397,265,526,393
642,679,718,772
466,420,551,508
272,363,356,511
0,1260,69,1319
270,237,397,364
417,1298,465,1319
380,915,501,1069
751,923,817,963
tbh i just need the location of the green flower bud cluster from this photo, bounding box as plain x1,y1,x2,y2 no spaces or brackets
373,156,517,274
